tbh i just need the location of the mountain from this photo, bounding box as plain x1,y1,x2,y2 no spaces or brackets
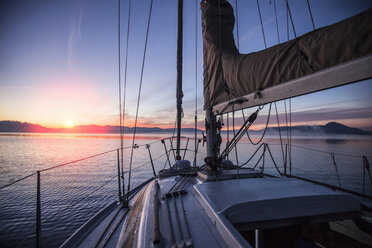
263,122,371,135
0,121,200,134
0,120,371,135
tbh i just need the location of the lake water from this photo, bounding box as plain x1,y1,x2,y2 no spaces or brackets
0,132,371,247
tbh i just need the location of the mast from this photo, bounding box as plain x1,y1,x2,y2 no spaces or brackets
176,0,183,161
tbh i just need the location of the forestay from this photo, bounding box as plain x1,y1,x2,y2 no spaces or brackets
201,0,372,114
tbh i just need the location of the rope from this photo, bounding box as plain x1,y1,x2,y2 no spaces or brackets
121,0,132,196
219,106,263,160
40,149,118,172
218,0,222,50
290,144,372,158
363,156,372,185
245,103,272,145
266,144,282,176
256,0,267,48
240,142,266,167
232,104,239,166
306,0,315,30
227,112,230,159
289,98,292,175
331,153,342,187
0,172,37,190
286,0,289,40
126,152,167,174
253,147,265,169
194,0,198,169
273,0,280,43
127,0,154,201
118,0,124,194
235,0,240,49
274,102,285,165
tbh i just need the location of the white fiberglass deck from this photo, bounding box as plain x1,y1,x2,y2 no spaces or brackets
194,178,361,228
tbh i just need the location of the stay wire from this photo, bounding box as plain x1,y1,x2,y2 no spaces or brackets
274,102,285,165
232,104,239,166
286,0,289,40
306,0,315,30
256,0,267,48
121,0,132,195
227,112,230,160
127,0,154,202
273,0,280,43
0,172,36,190
194,0,198,167
118,0,124,195
289,98,292,175
235,0,240,49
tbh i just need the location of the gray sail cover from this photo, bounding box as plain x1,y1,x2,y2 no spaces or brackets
201,0,372,109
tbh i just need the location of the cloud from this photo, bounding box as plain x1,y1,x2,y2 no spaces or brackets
67,2,84,72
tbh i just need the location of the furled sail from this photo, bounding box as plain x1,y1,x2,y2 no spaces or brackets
201,0,372,114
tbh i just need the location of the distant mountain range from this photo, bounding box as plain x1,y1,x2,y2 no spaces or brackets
259,122,372,136
0,120,370,135
0,121,196,134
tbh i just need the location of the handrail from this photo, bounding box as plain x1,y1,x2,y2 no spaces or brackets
0,135,183,190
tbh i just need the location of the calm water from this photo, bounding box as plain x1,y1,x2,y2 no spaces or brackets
0,132,371,247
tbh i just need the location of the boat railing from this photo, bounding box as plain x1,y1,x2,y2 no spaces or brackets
0,135,199,248
235,142,372,200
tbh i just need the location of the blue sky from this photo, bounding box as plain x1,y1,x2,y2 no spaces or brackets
0,0,371,130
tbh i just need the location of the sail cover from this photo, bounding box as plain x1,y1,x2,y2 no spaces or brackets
201,0,372,111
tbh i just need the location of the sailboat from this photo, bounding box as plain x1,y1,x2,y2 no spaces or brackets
60,0,372,247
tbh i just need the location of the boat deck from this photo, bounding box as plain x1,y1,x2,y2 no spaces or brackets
61,171,370,248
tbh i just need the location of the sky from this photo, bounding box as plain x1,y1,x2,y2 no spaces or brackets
0,0,371,130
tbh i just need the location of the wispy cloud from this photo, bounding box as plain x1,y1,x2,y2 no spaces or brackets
67,2,84,72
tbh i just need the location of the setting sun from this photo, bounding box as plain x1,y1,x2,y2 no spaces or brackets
63,120,74,128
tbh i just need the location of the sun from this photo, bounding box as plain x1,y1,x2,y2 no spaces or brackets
63,120,74,128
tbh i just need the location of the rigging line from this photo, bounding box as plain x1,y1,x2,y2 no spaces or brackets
286,0,306,63
124,152,167,174
232,104,239,166
194,0,198,167
118,0,124,193
286,0,289,40
127,0,154,201
266,144,283,177
220,106,263,159
289,98,292,175
170,118,177,161
284,100,289,148
274,102,285,165
235,0,240,49
245,103,272,145
240,142,266,167
227,112,230,160
273,0,280,43
256,0,267,48
306,0,315,30
331,153,342,187
0,172,37,190
121,0,132,195
290,144,372,158
40,149,118,172
218,0,222,51
285,0,296,37
253,147,265,169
